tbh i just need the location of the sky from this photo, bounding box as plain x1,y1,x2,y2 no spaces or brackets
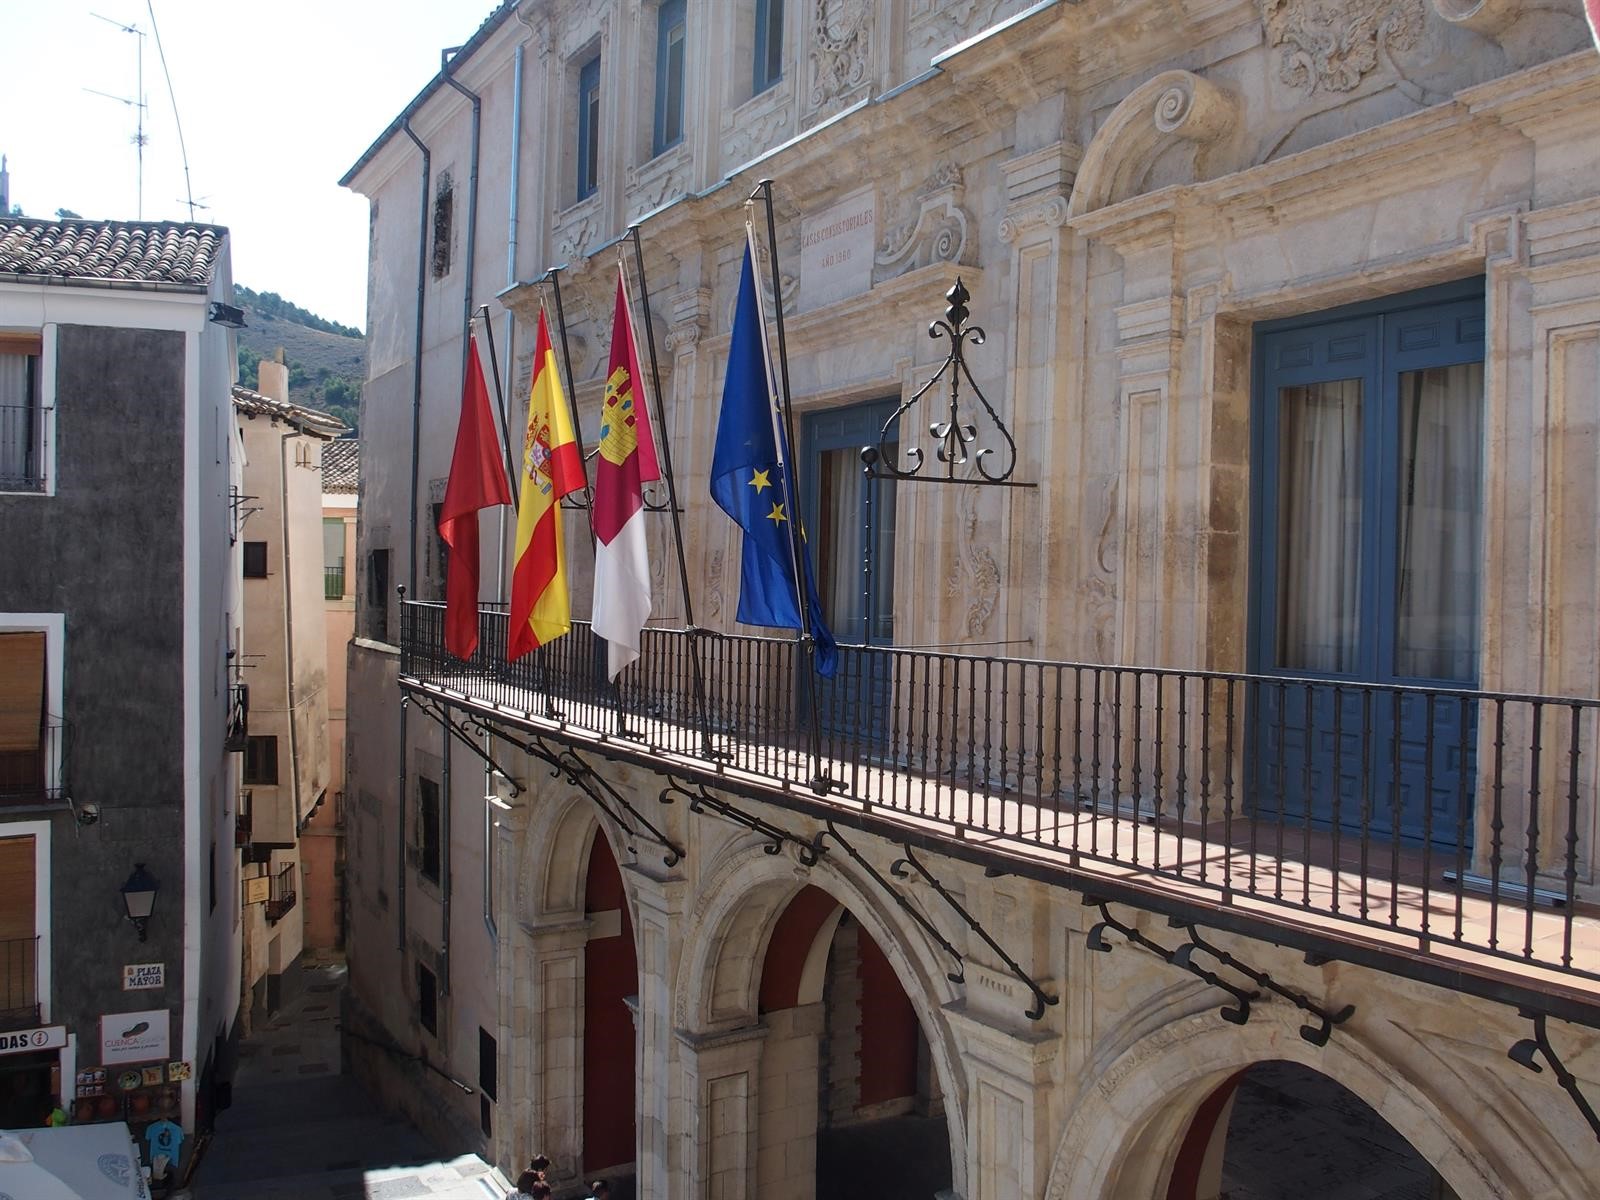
0,1,503,332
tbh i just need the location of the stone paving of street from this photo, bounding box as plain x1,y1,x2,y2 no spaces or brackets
182,961,508,1200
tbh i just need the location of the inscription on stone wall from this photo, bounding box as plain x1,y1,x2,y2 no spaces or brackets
800,188,876,310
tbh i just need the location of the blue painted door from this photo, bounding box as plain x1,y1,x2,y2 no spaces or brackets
803,400,898,747
1253,287,1484,848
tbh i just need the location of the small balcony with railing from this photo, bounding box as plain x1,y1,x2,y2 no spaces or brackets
0,936,39,1030
0,717,67,808
265,862,297,924
325,562,346,601
0,402,48,493
400,599,1600,1018
235,788,254,848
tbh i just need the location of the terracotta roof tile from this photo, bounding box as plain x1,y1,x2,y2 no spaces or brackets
232,385,348,439
322,439,361,492
0,217,225,287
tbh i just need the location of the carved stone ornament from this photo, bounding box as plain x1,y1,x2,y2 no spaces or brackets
809,0,871,110
874,163,975,282
722,95,794,168
1258,0,1425,94
946,484,1001,639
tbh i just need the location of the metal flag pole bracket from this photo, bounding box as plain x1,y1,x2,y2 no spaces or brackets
866,277,1034,489
1085,899,1257,1026
813,822,965,985
659,776,822,863
1167,919,1354,1046
891,844,1057,1021
1509,1009,1600,1143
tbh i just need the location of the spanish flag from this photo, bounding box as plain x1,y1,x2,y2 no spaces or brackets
508,309,584,660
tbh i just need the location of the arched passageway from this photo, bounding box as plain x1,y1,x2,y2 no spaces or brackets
757,886,952,1200
1168,1060,1459,1200
583,831,638,1184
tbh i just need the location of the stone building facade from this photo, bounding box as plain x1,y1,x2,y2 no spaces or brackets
340,2,1600,1196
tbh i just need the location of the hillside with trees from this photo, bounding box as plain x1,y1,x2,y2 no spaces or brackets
235,285,365,432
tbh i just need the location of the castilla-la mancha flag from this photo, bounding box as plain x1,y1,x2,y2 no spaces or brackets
1589,0,1600,49
438,335,512,659
508,309,585,660
591,270,663,678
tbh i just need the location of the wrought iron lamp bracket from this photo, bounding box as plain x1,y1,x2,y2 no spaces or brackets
891,844,1058,1021
659,776,820,863
1167,919,1354,1046
865,278,1033,490
1509,1009,1600,1143
1085,899,1256,1026
813,823,965,985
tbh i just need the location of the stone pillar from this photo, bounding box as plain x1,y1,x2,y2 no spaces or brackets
946,1003,1059,1200
628,865,688,1200
676,1023,767,1200
526,917,590,1188
757,1003,823,1200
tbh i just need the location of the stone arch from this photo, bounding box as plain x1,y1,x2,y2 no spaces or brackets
516,788,638,925
1067,69,1236,219
1042,1010,1520,1200
673,840,970,1199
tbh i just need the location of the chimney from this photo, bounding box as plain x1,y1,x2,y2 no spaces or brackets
258,347,289,402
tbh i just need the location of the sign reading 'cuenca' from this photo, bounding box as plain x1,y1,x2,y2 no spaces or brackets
800,188,876,310
100,1009,171,1065
0,1025,66,1056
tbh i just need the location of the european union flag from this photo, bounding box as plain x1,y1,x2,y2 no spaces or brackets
711,245,838,677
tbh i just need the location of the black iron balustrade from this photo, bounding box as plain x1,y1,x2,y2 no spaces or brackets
400,600,1600,988
265,862,297,923
0,403,47,492
325,564,346,600
0,717,67,806
236,789,254,848
0,936,40,1029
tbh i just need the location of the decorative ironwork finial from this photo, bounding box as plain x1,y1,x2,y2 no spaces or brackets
864,276,1031,487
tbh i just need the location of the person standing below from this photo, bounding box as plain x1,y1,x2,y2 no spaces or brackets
584,1182,610,1200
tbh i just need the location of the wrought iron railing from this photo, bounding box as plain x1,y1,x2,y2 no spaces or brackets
325,564,346,600
0,936,39,1029
400,601,1600,986
0,403,47,492
0,718,66,806
265,862,296,923
236,789,254,848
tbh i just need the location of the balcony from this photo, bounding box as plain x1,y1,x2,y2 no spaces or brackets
325,563,346,601
265,862,296,924
0,403,48,493
0,936,39,1030
399,601,1600,1018
0,718,66,807
236,789,253,848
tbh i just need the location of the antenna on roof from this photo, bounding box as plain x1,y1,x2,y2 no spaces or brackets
88,13,148,218
144,1,201,223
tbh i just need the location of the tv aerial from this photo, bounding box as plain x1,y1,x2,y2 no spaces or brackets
86,13,149,218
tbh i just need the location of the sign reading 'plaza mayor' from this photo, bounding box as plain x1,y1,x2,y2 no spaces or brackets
800,187,876,310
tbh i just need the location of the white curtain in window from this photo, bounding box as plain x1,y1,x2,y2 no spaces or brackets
1276,379,1363,673
1396,363,1483,682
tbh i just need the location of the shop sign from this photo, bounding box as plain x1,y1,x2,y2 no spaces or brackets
0,1024,66,1056
122,962,165,990
100,1009,171,1065
245,876,270,904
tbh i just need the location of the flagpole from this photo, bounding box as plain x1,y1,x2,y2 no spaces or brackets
749,181,830,792
545,268,594,496
473,305,520,509
624,227,715,755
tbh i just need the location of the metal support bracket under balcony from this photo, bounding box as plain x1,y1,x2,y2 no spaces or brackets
891,845,1058,1021
1086,899,1258,1026
466,715,685,867
1167,919,1354,1046
812,822,965,986
409,696,524,798
660,777,821,864
1509,1010,1600,1144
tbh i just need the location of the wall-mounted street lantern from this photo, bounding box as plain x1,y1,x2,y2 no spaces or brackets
120,863,160,942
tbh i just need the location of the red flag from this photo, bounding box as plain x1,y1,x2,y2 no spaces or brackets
438,335,512,659
1588,0,1600,49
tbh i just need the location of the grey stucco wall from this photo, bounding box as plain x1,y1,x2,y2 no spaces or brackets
0,322,189,1070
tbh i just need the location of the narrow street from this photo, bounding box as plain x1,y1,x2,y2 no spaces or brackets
185,963,507,1200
